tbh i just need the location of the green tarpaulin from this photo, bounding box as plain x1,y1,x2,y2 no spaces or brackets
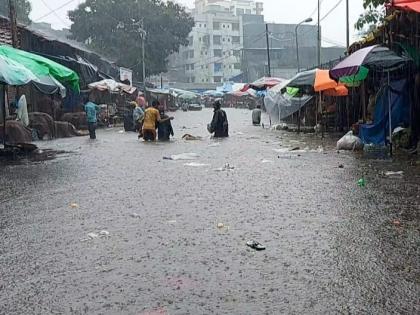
0,45,80,92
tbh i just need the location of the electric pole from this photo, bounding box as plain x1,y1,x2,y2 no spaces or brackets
317,0,321,66
346,0,349,51
265,23,271,77
8,0,18,48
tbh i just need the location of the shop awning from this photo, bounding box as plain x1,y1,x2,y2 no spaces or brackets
391,0,420,12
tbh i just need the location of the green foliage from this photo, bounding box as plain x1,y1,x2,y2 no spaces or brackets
355,0,387,31
68,0,194,78
0,0,31,24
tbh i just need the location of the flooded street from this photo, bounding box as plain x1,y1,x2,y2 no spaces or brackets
0,108,419,314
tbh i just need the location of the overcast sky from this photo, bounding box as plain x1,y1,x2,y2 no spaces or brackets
29,0,366,47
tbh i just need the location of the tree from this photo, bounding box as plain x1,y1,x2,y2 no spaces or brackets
355,0,387,31
0,0,31,24
68,0,194,79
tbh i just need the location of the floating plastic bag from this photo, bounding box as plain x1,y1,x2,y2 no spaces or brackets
337,131,364,151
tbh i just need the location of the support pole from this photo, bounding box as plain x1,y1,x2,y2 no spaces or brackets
8,0,18,48
265,24,271,77
1,85,6,146
388,72,393,156
346,0,350,51
317,0,321,66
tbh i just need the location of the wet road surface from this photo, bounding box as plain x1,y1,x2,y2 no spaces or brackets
0,108,419,314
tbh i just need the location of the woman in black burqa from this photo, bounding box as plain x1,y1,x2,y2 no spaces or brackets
208,100,229,138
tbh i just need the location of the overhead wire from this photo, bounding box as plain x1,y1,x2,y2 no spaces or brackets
34,0,79,22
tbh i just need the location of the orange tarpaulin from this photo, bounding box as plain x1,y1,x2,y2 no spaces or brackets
323,84,348,97
392,0,420,12
313,69,338,92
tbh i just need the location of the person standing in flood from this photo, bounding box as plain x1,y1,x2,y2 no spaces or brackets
84,96,100,139
252,104,262,126
157,108,174,141
207,100,228,138
142,100,173,141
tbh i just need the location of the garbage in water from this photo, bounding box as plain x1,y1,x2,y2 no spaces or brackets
118,130,124,133
87,232,99,239
70,203,79,208
261,159,273,164
167,220,177,224
246,240,266,251
357,178,366,187
182,134,202,141
215,163,235,172
338,164,344,169
317,145,324,153
290,147,300,151
184,162,209,167
99,230,110,237
385,171,404,177
337,131,364,151
217,223,224,229
164,153,199,160
392,219,402,226
130,213,141,218
208,142,221,147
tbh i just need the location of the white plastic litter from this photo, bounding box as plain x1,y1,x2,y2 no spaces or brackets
184,162,209,167
99,230,110,237
170,153,199,160
214,163,235,172
130,213,141,218
87,233,99,239
337,131,364,151
208,142,221,147
261,159,273,164
385,171,404,176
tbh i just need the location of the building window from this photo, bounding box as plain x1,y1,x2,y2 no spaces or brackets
214,63,222,73
204,24,206,27
246,9,251,14
227,38,231,42
189,50,194,58
213,35,221,45
223,24,225,28
232,36,240,44
234,63,241,69
213,22,220,30
233,50,241,57
185,64,189,71
188,36,193,46
191,77,195,83
183,51,188,59
199,23,202,27
214,76,222,83
236,8,244,15
190,64,195,70
222,38,225,42
232,23,239,31
214,49,222,57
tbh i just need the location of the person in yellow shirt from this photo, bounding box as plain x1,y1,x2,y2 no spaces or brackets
142,100,173,141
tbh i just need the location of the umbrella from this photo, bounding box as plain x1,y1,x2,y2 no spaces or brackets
330,45,412,154
288,69,343,93
203,90,224,97
330,45,411,80
0,45,80,93
178,92,199,100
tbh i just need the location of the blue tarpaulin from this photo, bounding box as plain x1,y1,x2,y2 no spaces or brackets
360,79,410,145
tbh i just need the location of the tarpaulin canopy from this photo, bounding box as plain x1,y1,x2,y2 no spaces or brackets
0,55,38,86
391,0,420,12
330,45,411,80
203,90,224,97
0,45,80,93
88,79,136,94
0,54,66,96
241,77,286,92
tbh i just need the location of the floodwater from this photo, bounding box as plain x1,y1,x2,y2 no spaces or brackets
0,108,419,314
